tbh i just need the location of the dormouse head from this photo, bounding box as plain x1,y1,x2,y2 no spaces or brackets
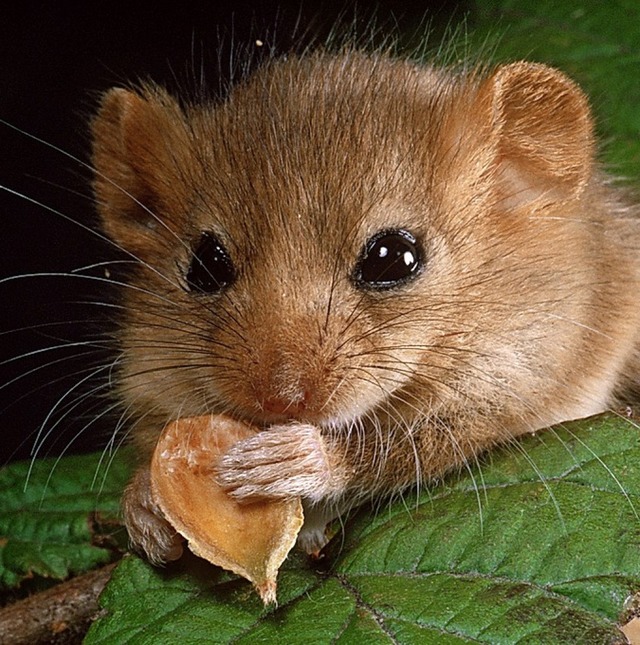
91,52,595,429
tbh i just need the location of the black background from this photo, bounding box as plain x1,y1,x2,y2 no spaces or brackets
0,1,468,463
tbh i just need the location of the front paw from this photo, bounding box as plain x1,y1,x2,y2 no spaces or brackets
122,466,184,565
217,423,342,503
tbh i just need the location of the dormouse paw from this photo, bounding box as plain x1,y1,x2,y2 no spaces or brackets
217,423,341,503
122,466,184,565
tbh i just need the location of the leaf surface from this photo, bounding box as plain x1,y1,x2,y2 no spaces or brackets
86,415,640,643
0,451,131,588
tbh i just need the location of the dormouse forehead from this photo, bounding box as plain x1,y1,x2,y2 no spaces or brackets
188,62,444,200
181,54,451,268
189,53,450,165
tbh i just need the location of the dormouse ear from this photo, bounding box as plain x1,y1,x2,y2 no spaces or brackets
91,86,192,256
479,62,595,208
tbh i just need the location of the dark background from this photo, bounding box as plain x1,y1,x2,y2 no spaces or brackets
0,1,468,463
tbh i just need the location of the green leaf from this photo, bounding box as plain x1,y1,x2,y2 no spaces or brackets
86,414,640,643
0,450,133,588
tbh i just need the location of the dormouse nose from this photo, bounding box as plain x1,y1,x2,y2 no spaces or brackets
260,393,309,418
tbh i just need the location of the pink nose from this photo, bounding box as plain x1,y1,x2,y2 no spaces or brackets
261,395,308,417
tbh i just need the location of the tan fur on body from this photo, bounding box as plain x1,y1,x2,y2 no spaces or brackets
93,52,640,562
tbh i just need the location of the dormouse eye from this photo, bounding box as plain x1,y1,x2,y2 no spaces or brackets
186,232,236,293
353,229,423,290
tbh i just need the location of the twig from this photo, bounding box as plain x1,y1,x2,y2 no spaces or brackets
0,563,116,645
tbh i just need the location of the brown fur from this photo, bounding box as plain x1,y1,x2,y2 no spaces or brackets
92,51,640,561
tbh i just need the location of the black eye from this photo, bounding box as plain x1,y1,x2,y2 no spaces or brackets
353,229,423,290
186,232,236,293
